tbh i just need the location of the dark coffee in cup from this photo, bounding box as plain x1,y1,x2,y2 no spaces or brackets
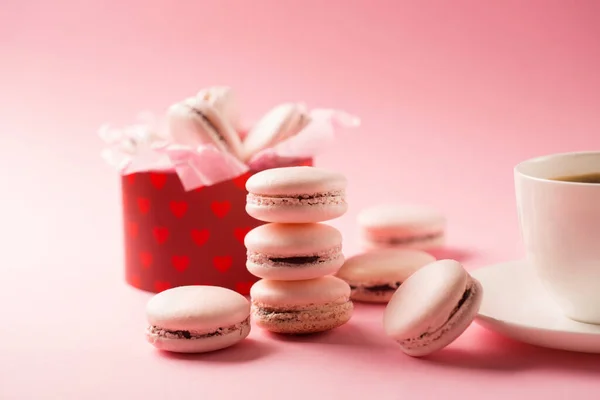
552,173,600,184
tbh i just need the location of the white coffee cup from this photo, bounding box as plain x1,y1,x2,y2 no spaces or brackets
515,151,600,324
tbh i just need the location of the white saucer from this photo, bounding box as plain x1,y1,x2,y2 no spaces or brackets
471,260,600,353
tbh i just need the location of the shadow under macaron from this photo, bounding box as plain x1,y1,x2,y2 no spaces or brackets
154,337,274,363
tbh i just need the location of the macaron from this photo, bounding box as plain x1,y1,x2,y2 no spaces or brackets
196,86,242,132
357,204,446,251
243,103,311,158
383,259,483,357
246,166,348,223
245,223,344,281
250,276,353,334
167,96,245,161
145,285,251,353
335,249,436,303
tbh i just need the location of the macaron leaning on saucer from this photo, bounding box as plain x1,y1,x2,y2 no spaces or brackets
145,285,251,353
246,166,348,223
243,102,311,159
245,222,344,281
383,259,483,357
250,276,353,334
357,204,446,251
335,249,436,303
167,95,246,161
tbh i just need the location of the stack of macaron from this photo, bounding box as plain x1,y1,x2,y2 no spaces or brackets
244,166,354,334
167,87,312,164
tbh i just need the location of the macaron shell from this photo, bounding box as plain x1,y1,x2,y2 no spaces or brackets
243,103,310,157
336,249,436,286
383,260,468,339
250,276,351,308
246,166,347,196
246,201,347,224
357,204,446,231
244,223,342,256
146,286,250,332
399,278,482,357
146,323,251,353
167,99,245,161
197,86,241,130
252,301,353,334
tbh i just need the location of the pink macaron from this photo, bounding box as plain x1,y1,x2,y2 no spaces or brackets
357,204,446,251
146,285,251,353
383,259,483,357
246,166,348,223
243,102,311,158
335,249,436,303
250,276,353,334
245,223,344,281
167,96,246,161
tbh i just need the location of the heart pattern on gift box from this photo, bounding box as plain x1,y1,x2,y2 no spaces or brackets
139,251,153,268
154,281,172,292
211,201,231,218
234,227,252,244
150,173,167,189
127,221,139,238
191,229,210,246
235,282,254,296
152,227,169,244
120,168,309,295
171,255,190,272
137,198,151,214
169,201,188,218
213,255,233,273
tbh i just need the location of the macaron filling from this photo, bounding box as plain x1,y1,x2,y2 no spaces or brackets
246,190,346,207
187,105,227,144
147,316,250,340
349,282,401,293
247,245,342,267
368,231,443,245
398,279,476,349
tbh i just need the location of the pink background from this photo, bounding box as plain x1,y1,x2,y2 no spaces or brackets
2,0,600,398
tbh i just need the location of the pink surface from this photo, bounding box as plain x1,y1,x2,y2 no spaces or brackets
2,0,600,398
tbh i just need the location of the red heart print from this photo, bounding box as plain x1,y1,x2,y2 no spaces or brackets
213,256,233,273
169,201,188,218
154,281,172,292
129,274,141,288
137,197,150,214
232,172,251,190
211,201,231,218
127,221,139,238
126,174,136,184
235,282,254,296
150,173,167,189
139,251,153,268
152,227,169,244
191,229,210,246
234,227,252,244
171,255,190,272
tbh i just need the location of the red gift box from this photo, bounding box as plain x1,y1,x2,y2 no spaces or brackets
122,159,312,295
